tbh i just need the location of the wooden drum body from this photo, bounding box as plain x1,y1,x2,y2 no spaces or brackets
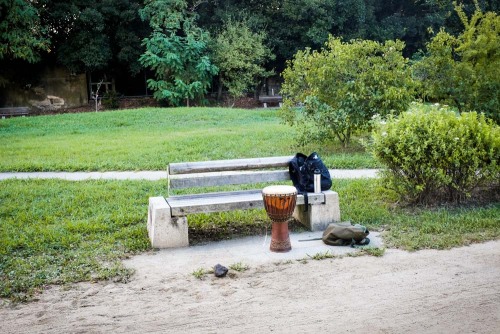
262,185,297,252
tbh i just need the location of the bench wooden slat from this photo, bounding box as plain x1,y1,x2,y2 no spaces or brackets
166,190,325,215
258,96,283,103
169,170,291,190
168,156,293,175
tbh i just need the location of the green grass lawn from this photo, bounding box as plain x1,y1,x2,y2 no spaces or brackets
1,178,498,302
0,107,378,171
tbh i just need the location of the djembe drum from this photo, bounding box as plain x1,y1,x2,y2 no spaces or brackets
262,185,297,252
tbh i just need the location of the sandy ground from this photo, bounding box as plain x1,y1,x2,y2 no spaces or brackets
1,240,499,334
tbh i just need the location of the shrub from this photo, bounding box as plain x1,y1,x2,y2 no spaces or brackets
280,36,415,146
102,91,120,110
370,104,499,204
412,2,500,123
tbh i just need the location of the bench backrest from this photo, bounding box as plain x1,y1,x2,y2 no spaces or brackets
168,156,293,193
0,107,30,116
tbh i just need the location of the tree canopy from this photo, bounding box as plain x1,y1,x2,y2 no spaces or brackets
0,0,498,106
42,0,147,75
0,0,49,63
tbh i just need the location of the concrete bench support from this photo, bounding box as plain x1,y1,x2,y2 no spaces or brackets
293,190,340,231
148,197,188,248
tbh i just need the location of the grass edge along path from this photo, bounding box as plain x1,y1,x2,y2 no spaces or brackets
1,178,498,302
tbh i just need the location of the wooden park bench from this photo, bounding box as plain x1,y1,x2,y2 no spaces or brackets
147,156,341,248
0,107,30,119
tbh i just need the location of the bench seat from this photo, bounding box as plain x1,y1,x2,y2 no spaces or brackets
148,156,341,248
167,190,325,215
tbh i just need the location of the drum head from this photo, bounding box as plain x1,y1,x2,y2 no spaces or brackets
262,185,297,195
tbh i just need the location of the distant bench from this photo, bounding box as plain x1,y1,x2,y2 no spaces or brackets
258,95,283,108
147,156,340,248
0,107,30,119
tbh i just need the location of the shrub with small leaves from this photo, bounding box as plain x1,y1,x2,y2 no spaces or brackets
280,36,415,146
370,104,499,204
413,2,500,123
102,91,120,110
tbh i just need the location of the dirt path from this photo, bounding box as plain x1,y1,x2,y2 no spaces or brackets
1,241,499,333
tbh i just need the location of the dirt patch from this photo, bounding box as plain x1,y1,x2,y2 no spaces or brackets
28,96,263,117
1,241,499,333
29,97,160,116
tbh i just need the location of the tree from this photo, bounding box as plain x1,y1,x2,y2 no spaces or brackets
182,0,500,77
211,20,274,103
139,0,218,106
413,1,500,123
56,7,112,73
269,0,342,66
369,0,450,56
196,0,378,72
0,0,49,87
0,0,49,63
40,0,147,75
280,36,415,146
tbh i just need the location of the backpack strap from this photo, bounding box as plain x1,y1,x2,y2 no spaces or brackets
289,154,308,212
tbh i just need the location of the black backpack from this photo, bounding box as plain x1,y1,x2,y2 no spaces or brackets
289,152,332,193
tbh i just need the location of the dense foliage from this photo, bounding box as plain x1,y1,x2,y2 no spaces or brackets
42,0,147,75
194,0,471,70
0,0,49,87
370,104,499,204
280,36,414,145
0,0,498,107
211,20,274,101
0,0,49,63
139,0,218,106
414,2,500,123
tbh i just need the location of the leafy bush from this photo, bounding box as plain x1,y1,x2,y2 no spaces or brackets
370,104,499,204
412,2,500,123
280,36,415,146
102,91,120,110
